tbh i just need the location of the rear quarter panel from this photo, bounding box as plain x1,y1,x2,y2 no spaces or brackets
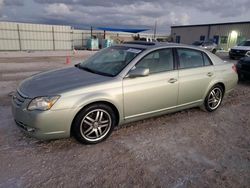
213,63,238,95
202,63,238,100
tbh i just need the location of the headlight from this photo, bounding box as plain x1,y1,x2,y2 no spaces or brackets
28,96,60,111
246,51,250,57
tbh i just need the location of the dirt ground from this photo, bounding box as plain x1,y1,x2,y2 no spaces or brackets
0,51,249,188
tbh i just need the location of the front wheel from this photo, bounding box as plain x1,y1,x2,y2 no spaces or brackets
204,85,224,112
72,104,117,144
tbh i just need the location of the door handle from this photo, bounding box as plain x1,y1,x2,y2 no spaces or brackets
207,72,213,77
168,78,178,83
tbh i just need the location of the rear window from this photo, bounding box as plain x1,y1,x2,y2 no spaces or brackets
239,41,250,46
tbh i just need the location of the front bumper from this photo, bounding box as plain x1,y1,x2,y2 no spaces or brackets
229,50,247,58
11,93,74,140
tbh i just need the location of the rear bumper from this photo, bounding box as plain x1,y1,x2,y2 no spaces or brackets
11,98,74,140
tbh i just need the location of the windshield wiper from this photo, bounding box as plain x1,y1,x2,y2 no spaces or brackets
76,64,113,77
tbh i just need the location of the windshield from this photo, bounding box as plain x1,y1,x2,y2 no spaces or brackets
238,41,250,46
79,46,143,77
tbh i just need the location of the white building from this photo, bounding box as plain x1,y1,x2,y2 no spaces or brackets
171,21,250,50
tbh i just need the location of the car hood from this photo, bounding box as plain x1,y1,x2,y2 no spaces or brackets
231,46,250,51
19,66,113,98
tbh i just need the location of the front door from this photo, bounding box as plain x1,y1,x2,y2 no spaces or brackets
123,48,178,120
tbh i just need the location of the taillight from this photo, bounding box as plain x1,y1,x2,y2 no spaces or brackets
232,64,237,73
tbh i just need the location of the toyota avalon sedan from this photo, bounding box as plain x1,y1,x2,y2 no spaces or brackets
12,42,238,144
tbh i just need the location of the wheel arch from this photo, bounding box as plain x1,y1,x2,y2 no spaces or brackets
215,82,225,95
203,81,225,101
70,101,120,136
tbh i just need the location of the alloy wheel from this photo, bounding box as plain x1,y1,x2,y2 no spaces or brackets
80,109,112,142
207,87,222,110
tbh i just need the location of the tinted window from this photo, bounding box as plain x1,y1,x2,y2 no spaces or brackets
136,49,174,74
177,49,203,69
239,41,250,46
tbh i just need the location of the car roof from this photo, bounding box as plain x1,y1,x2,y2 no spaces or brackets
116,41,208,52
116,41,192,49
115,41,224,65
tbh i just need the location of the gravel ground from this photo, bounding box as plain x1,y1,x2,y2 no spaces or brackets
0,51,249,188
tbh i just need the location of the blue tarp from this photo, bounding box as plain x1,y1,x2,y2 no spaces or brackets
96,27,149,33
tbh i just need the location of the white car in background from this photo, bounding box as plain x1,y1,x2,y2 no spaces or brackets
229,40,250,59
192,41,218,54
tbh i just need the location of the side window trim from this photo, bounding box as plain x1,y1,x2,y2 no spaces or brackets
175,47,207,70
133,48,175,75
202,52,213,66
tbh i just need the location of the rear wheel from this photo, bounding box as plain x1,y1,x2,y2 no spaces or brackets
72,104,117,144
204,85,224,112
212,49,216,54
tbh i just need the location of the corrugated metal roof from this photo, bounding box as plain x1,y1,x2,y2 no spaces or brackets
171,21,250,28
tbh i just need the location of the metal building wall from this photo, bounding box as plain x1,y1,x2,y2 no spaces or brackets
0,21,163,51
210,23,250,50
171,22,250,50
0,22,20,50
0,22,72,51
171,26,209,44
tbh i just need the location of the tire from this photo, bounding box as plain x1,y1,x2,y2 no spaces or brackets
203,85,224,112
212,49,216,54
72,103,117,144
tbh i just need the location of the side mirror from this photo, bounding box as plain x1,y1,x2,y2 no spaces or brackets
128,67,149,78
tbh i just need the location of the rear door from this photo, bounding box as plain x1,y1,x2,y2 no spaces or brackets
176,48,214,105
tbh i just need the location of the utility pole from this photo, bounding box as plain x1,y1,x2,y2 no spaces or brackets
153,20,157,39
90,26,93,38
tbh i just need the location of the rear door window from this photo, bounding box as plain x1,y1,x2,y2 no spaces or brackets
177,48,204,69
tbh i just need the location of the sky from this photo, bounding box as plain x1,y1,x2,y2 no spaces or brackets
0,0,249,34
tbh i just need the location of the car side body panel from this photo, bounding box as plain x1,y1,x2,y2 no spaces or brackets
178,66,215,105
11,43,238,141
123,70,179,120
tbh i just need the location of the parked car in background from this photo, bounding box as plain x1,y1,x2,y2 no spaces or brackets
138,37,157,42
236,56,250,80
229,40,250,59
12,42,238,144
192,40,218,54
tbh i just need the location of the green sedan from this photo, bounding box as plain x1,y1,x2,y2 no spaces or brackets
12,42,238,144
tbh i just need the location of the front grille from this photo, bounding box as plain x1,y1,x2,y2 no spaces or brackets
242,64,250,71
13,91,26,107
15,120,35,132
231,49,247,55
